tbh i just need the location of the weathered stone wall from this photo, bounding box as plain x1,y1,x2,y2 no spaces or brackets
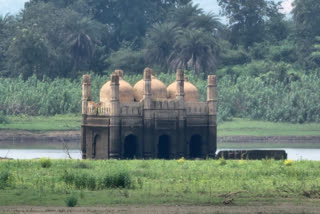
81,69,217,159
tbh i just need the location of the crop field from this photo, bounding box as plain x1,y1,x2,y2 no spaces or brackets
0,159,320,207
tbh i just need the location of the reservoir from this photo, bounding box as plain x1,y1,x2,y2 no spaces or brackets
0,148,320,160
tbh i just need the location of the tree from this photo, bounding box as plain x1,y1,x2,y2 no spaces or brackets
292,0,320,40
218,0,284,48
0,15,17,76
169,28,219,74
144,22,180,70
309,36,320,67
292,0,320,61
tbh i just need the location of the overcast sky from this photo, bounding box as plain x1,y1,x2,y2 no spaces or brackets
0,0,293,17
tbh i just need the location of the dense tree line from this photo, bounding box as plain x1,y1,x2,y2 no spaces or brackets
0,0,320,123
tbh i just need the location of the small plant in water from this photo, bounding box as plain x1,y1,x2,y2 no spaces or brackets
65,194,78,207
177,157,185,163
40,158,52,168
284,159,293,166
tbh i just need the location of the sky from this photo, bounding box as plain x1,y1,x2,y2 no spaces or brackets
0,0,294,17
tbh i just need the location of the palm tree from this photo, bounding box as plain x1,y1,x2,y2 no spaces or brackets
190,13,223,35
144,22,181,70
65,17,104,75
168,3,203,28
168,28,220,74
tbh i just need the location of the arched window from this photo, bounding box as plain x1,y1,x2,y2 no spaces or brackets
92,135,100,159
124,135,138,159
190,135,202,158
158,135,170,159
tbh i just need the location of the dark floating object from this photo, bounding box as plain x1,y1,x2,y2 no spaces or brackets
216,150,287,160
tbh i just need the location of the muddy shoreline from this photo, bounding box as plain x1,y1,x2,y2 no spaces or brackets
0,130,320,144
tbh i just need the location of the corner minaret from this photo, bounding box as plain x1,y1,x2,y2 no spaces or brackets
81,75,91,159
143,68,153,158
207,75,217,157
176,69,184,101
109,73,121,159
82,75,91,115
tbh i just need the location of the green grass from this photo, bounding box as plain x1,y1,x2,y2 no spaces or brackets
0,114,81,131
0,159,319,206
1,115,320,136
219,118,320,136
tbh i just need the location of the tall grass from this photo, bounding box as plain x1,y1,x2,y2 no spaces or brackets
0,159,320,206
0,71,319,123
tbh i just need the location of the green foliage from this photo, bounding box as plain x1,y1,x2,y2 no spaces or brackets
40,158,52,168
218,0,284,47
1,159,320,206
62,167,132,190
1,69,320,123
0,111,9,124
106,48,146,74
0,170,10,189
65,194,78,207
101,170,132,189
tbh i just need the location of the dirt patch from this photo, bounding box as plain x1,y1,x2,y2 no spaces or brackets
0,204,319,214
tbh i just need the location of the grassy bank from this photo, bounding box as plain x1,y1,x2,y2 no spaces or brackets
0,159,319,207
1,115,320,136
0,114,81,131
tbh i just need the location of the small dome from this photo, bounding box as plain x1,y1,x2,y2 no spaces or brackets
167,76,199,102
100,70,134,103
133,74,167,101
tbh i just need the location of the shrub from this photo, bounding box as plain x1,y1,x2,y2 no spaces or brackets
102,169,132,189
0,170,10,189
74,161,90,169
65,194,78,207
40,158,52,168
0,111,9,124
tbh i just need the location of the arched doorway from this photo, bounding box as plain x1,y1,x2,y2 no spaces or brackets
158,135,170,159
124,135,138,159
190,135,202,158
92,135,100,159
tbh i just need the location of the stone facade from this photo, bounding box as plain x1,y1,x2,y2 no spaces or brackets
81,68,217,159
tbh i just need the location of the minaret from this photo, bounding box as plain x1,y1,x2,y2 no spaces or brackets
143,68,153,158
207,75,217,157
81,75,91,159
175,69,185,158
82,75,91,114
176,69,184,101
109,73,121,159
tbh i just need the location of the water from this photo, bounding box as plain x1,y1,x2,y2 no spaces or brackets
0,148,319,160
0,149,82,159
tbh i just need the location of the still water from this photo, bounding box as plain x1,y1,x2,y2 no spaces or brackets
0,148,319,160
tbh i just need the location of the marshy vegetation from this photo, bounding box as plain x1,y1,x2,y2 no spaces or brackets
1,71,319,123
0,159,320,206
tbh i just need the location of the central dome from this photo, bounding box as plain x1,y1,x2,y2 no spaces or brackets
133,71,167,101
100,70,134,103
167,75,199,102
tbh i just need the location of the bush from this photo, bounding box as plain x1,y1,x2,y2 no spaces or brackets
40,158,52,168
65,194,78,207
0,111,9,124
0,170,10,189
102,169,132,189
74,161,90,169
